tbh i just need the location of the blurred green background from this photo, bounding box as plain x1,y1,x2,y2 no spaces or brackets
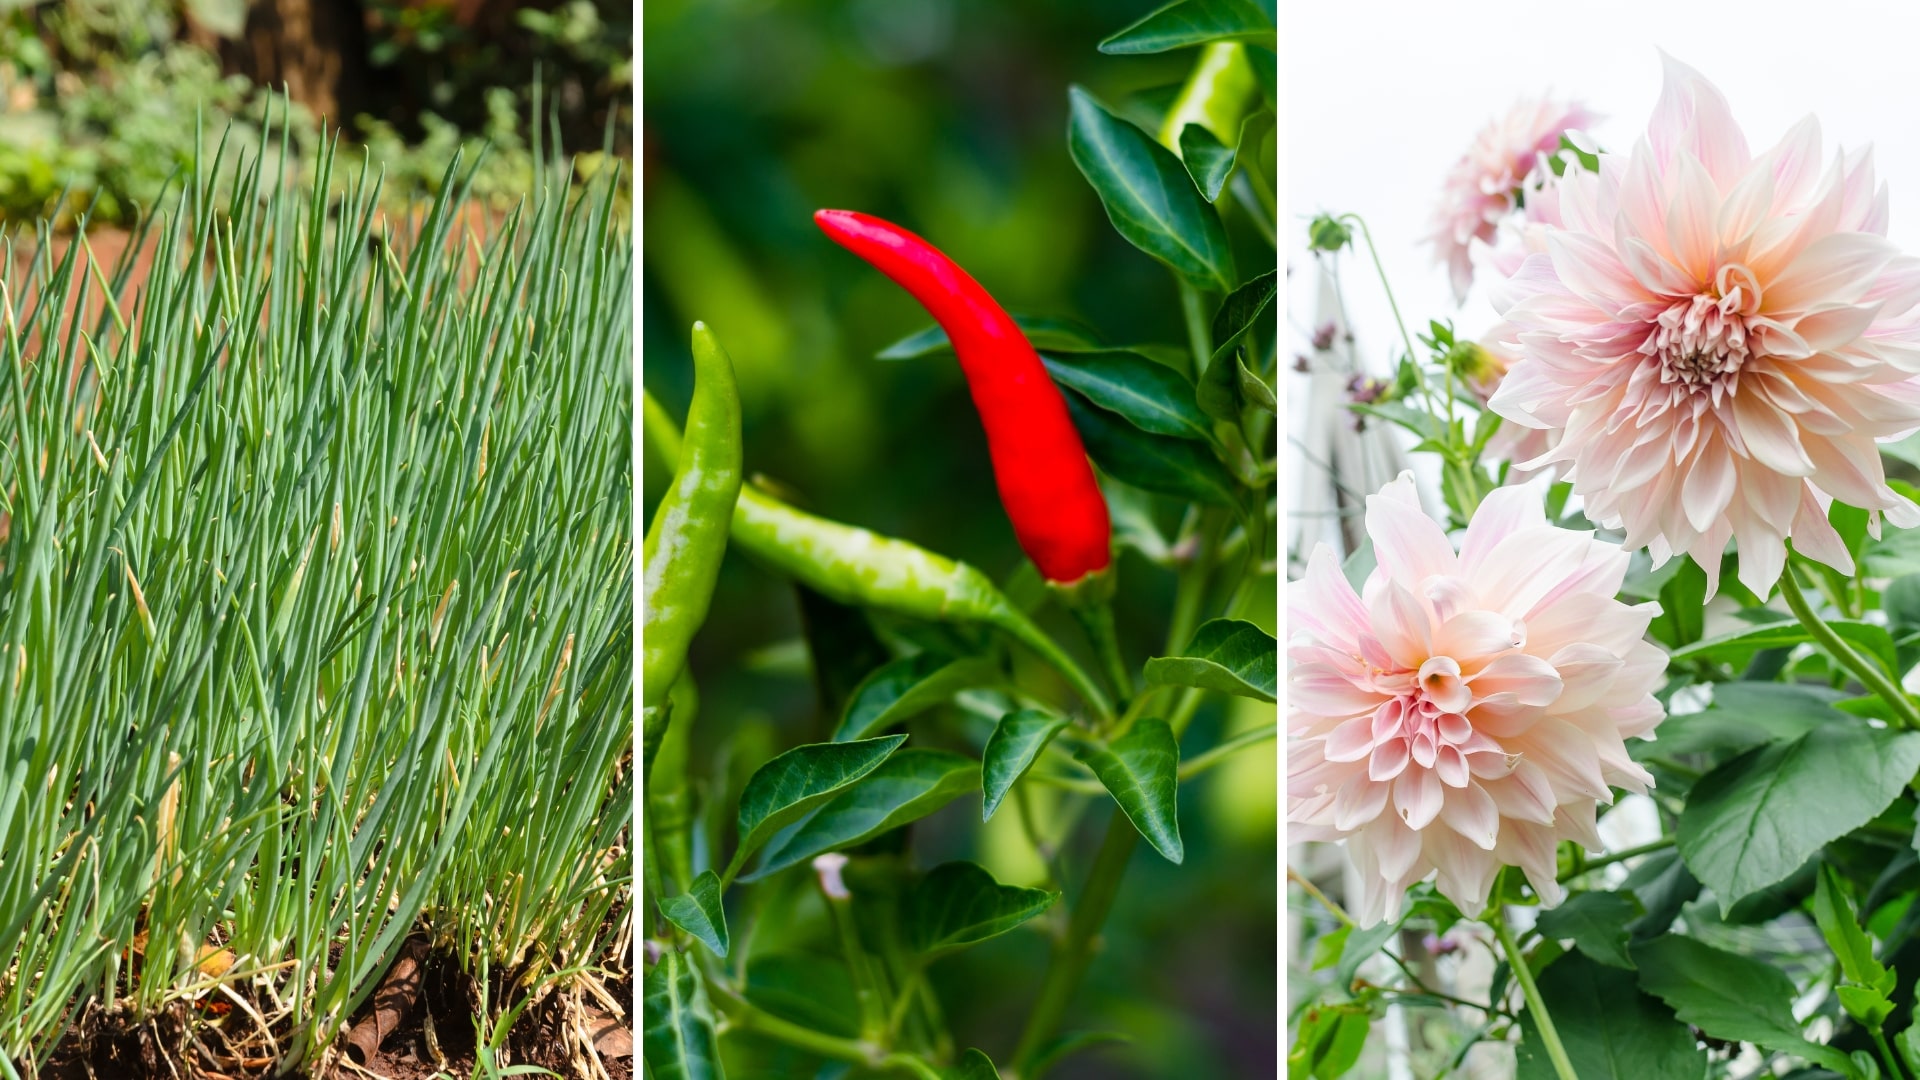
642,1,1278,1076
0,0,628,227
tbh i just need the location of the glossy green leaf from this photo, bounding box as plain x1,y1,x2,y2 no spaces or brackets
1237,356,1275,413
1815,864,1897,1026
1077,718,1183,863
1646,682,1848,758
725,735,908,882
1515,951,1706,1080
744,952,860,1037
642,949,724,1080
746,749,978,880
835,653,998,742
1535,891,1641,970
1041,350,1213,441
1632,934,1852,1072
1288,1003,1369,1080
1199,270,1277,422
908,861,1059,958
877,314,1104,361
950,1048,1001,1080
1028,1031,1131,1079
1668,617,1898,676
981,708,1072,821
1068,86,1235,292
1677,725,1920,911
1144,618,1276,702
1065,389,1238,506
658,870,729,958
1098,0,1275,54
1178,123,1236,201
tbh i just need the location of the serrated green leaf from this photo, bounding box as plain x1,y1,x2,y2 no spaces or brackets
1677,726,1920,911
1178,123,1236,201
1077,718,1183,863
1144,618,1276,702
1535,891,1641,970
1067,86,1234,292
658,870,729,958
1041,350,1212,442
1098,0,1274,54
1064,387,1239,506
642,949,724,1080
745,749,978,880
725,735,907,882
907,861,1059,958
981,708,1071,821
1646,682,1849,758
877,314,1104,361
835,653,997,742
1199,270,1277,422
1816,864,1885,986
1632,934,1851,1072
1515,951,1706,1080
949,1048,1001,1080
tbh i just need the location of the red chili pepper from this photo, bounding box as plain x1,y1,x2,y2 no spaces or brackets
814,209,1112,585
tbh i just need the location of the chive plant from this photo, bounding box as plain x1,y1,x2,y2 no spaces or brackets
0,114,632,1078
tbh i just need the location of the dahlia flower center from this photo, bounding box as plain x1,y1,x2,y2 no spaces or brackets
1640,276,1760,396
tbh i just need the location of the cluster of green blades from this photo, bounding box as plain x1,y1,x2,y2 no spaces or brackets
0,117,632,1076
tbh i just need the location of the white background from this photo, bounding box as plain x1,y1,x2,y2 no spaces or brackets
1285,0,1920,417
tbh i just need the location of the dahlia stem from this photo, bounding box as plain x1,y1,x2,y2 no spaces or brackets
1491,907,1580,1080
1779,565,1920,730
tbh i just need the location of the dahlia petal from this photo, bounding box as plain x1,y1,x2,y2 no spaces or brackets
1333,771,1391,831
1439,781,1500,849
1367,475,1459,587
1394,769,1445,831
1469,652,1564,706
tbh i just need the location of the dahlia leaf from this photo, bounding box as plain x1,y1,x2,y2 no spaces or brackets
1676,725,1920,912
1515,951,1706,1080
1535,891,1642,970
1633,934,1853,1073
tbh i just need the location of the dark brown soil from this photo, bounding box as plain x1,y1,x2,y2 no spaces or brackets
34,945,632,1080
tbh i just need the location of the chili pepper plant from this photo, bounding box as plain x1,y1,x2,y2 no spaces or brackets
1290,54,1920,1080
0,118,633,1078
640,3,1278,1077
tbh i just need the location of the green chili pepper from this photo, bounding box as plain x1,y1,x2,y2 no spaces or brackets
641,386,1114,725
641,322,744,710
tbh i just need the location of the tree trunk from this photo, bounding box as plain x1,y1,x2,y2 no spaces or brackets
188,0,375,124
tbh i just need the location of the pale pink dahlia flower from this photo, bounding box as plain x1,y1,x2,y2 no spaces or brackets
1288,474,1665,925
1491,55,1920,598
1429,96,1597,303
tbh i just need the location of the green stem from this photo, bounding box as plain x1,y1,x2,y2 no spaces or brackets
1069,596,1133,718
1491,907,1579,1080
995,606,1116,726
1010,809,1140,1072
1557,837,1675,883
824,888,888,1042
1178,722,1275,778
1779,565,1920,729
1178,277,1213,377
1287,866,1353,927
711,980,940,1078
1874,1027,1908,1080
1339,214,1427,398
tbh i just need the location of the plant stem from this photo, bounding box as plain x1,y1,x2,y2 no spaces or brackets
1557,837,1675,883
712,980,941,1078
1178,722,1275,779
1069,597,1134,716
1178,277,1213,377
1010,808,1140,1073
1874,1028,1908,1080
1287,866,1353,927
1339,213,1436,416
997,608,1116,726
1779,565,1920,729
1490,907,1579,1080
